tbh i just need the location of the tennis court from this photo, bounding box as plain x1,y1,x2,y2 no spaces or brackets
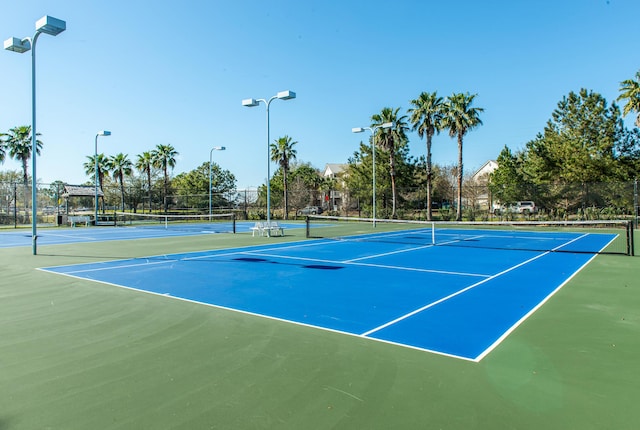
39,223,618,361
2,219,639,429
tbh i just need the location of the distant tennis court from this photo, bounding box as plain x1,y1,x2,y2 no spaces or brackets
0,220,301,248
39,221,619,361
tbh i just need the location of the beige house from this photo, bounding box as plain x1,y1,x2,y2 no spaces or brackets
470,160,498,210
472,160,498,182
323,163,348,211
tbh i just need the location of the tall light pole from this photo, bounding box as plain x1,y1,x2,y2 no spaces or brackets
352,122,393,227
5,15,66,255
209,146,226,219
242,90,295,236
95,131,111,223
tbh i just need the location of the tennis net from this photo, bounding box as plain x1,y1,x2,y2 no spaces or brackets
115,212,236,233
305,215,635,256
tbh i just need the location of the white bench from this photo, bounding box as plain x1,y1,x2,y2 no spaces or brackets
250,221,285,237
68,215,91,227
251,222,264,236
266,221,284,237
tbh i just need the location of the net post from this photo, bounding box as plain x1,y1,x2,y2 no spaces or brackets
232,214,236,234
305,216,310,238
431,222,435,245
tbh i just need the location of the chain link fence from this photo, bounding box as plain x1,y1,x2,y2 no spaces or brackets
1,180,638,227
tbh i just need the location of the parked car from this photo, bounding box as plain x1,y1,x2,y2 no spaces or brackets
514,201,537,214
297,206,323,215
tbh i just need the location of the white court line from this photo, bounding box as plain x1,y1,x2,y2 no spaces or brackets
41,236,340,275
243,251,491,278
344,235,485,263
38,232,102,241
360,233,589,338
54,257,179,274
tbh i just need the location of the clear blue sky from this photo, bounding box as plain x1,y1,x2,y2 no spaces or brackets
1,0,638,189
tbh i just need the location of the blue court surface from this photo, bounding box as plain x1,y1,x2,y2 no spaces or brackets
0,222,299,248
38,227,617,361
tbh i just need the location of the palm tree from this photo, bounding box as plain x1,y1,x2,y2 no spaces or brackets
270,135,298,219
151,144,179,212
408,91,444,221
136,151,154,213
84,153,112,213
110,153,133,211
371,107,409,218
83,154,112,189
5,125,42,186
5,125,42,222
441,93,484,221
618,70,640,127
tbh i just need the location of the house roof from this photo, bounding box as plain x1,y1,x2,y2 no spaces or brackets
62,185,104,198
472,160,498,180
323,163,348,177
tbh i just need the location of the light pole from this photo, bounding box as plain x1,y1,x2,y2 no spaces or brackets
95,131,111,223
242,90,296,236
352,122,393,227
5,15,66,255
209,146,226,219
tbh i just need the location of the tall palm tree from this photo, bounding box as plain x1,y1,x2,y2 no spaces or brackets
152,144,179,212
84,153,112,213
270,135,297,219
83,154,112,190
371,107,409,218
618,70,640,127
109,153,133,211
408,91,444,221
5,125,42,186
5,125,42,222
441,93,484,221
136,151,154,213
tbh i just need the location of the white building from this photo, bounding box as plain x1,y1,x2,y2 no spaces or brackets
323,163,348,211
470,160,498,210
472,160,498,182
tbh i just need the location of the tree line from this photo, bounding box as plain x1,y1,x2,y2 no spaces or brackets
2,70,640,219
269,73,639,220
490,87,640,212
0,133,237,214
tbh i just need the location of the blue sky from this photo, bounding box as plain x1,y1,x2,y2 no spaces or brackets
1,0,638,189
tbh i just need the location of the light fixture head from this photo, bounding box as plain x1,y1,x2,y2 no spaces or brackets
242,98,259,107
276,90,296,100
97,130,111,136
213,146,226,151
352,127,365,133
4,37,31,53
381,122,393,129
35,15,66,36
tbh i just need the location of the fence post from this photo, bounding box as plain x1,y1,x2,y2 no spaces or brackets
13,182,17,228
634,178,638,229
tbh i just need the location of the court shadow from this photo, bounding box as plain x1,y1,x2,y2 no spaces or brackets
232,257,344,271
304,264,343,270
